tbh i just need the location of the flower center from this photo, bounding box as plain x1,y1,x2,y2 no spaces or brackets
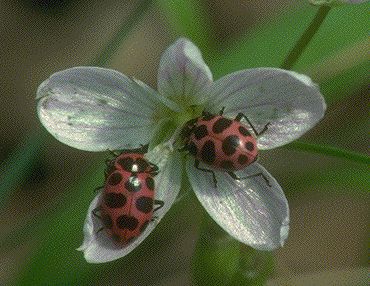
172,104,203,128
149,104,203,149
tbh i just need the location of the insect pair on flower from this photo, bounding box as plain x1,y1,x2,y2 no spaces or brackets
95,106,267,247
36,38,326,263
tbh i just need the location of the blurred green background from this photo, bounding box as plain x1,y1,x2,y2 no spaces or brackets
0,0,368,285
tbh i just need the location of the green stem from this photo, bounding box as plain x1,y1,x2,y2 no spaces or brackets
285,141,370,165
0,131,47,209
281,6,331,70
91,0,154,66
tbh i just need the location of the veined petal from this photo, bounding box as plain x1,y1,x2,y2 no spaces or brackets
78,144,182,263
37,67,176,151
204,68,326,150
187,159,289,250
158,38,213,106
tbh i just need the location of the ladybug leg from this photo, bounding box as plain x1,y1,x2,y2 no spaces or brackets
235,113,270,137
219,106,225,115
151,217,159,223
154,200,164,212
227,171,271,187
96,227,104,234
178,145,189,152
92,208,107,234
258,122,271,137
195,160,218,188
149,163,159,175
92,207,101,219
138,144,149,153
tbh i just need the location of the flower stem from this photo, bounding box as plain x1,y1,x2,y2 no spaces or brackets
91,0,154,66
0,131,47,210
284,141,370,165
281,6,331,70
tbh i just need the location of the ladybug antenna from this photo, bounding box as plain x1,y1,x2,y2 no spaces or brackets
139,144,149,153
107,149,120,157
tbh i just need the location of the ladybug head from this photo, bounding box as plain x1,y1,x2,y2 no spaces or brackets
179,117,198,141
201,110,216,121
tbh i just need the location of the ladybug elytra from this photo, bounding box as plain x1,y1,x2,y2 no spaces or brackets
94,146,164,245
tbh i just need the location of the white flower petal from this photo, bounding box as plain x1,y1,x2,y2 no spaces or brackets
204,68,326,150
78,145,182,263
158,38,213,105
37,67,174,151
187,159,289,250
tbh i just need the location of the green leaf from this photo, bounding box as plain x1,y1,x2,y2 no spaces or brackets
92,0,155,66
284,141,370,165
192,214,241,286
192,213,274,286
207,3,368,103
284,165,369,194
209,5,318,75
209,3,368,75
157,0,215,55
0,131,47,209
230,247,274,286
13,163,104,285
318,61,368,103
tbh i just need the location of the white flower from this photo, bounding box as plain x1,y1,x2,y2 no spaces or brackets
37,38,326,263
309,0,368,5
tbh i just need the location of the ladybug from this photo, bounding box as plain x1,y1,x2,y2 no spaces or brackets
181,108,270,186
94,145,164,245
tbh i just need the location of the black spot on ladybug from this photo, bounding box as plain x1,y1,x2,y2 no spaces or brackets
213,117,232,134
125,176,142,192
238,155,248,165
118,157,134,172
111,234,122,243
220,160,234,170
117,215,139,230
140,220,150,232
108,172,122,186
202,112,215,121
201,140,216,164
146,177,155,190
238,126,251,136
194,125,208,140
135,196,153,213
245,142,255,151
136,158,149,172
222,135,240,156
104,192,127,208
187,142,198,156
101,214,113,228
